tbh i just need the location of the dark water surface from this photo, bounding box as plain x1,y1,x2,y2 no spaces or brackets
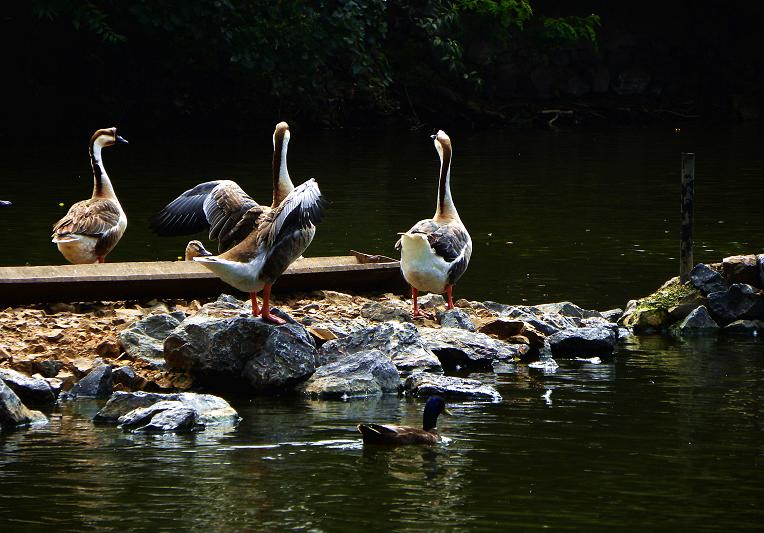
1,125,763,530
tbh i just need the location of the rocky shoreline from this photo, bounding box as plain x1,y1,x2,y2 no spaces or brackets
2,252,762,434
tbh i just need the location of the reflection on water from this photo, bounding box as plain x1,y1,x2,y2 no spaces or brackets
1,125,762,308
1,337,762,530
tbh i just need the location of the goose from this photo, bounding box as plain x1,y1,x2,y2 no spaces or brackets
357,396,452,445
184,240,213,261
150,122,295,253
0,200,11,207
51,127,128,264
396,130,472,317
191,166,325,324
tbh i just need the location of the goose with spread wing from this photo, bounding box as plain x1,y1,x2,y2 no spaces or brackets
51,127,128,264
192,174,325,324
357,396,451,445
150,122,295,253
396,130,472,317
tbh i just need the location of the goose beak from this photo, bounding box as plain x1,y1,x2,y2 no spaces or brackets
430,134,436,140
116,135,129,145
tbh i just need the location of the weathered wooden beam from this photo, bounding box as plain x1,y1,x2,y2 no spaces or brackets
680,153,695,283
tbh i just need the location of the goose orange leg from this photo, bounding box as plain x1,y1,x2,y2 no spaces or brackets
250,292,260,316
97,256,105,263
446,284,455,309
261,284,286,325
411,287,432,319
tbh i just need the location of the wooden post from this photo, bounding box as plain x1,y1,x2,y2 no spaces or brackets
680,153,695,282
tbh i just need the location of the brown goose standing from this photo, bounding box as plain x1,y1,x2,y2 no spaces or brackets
52,127,128,264
396,130,472,317
150,122,294,253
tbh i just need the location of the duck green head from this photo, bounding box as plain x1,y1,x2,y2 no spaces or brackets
423,396,451,431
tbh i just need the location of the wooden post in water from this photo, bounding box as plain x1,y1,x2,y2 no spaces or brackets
680,153,695,282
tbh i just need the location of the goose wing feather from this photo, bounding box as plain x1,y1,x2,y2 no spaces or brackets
52,198,121,238
260,179,326,247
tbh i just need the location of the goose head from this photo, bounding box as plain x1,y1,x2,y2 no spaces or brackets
431,129,451,159
90,127,129,151
185,240,213,261
422,396,452,431
273,121,290,151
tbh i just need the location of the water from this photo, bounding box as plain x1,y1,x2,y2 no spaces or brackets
1,125,763,529
1,124,762,309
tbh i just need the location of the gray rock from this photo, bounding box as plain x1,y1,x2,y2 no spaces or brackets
112,366,141,389
690,264,727,295
482,301,511,315
0,379,47,431
723,319,764,334
404,373,502,402
419,327,526,370
536,302,601,319
417,294,446,309
707,283,764,324
601,309,624,322
94,391,239,429
670,306,720,334
547,327,617,358
668,290,706,321
118,313,182,368
0,368,56,405
503,307,577,335
164,303,317,391
118,401,197,432
61,364,113,399
360,301,412,323
301,350,400,399
319,322,441,373
722,255,761,288
439,309,476,331
300,316,368,338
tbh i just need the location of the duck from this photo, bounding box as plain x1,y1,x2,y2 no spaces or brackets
150,121,295,253
191,135,325,324
357,396,452,445
51,127,128,264
396,130,472,317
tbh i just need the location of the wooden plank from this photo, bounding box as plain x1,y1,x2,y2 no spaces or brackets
0,256,406,305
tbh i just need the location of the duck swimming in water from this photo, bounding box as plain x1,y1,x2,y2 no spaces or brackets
396,130,472,317
51,127,128,264
150,122,295,253
357,396,451,445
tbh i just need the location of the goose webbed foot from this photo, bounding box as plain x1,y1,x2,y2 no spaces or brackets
261,309,287,325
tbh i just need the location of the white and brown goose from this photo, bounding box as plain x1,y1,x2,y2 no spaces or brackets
150,121,295,253
191,135,326,324
52,127,128,264
396,130,472,317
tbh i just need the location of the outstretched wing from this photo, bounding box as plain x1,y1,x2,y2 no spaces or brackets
261,179,326,247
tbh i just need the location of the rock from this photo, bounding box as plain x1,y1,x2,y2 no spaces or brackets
668,290,706,321
112,366,146,390
119,313,182,368
94,391,239,429
478,318,526,338
690,263,727,295
118,400,197,432
164,303,317,391
482,301,511,315
95,338,121,358
417,294,446,309
419,327,527,370
547,327,617,358
300,316,368,338
0,368,56,405
360,301,412,323
723,320,764,334
504,307,577,335
601,309,623,322
620,307,668,330
707,283,764,324
439,309,476,331
0,379,47,431
722,255,761,288
536,302,600,319
404,373,502,402
670,306,720,334
301,350,400,399
319,322,441,373
61,364,113,399
619,278,693,331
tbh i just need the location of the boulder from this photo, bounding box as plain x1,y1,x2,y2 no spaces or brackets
112,366,147,390
601,309,624,322
668,290,706,321
723,320,764,334
118,401,197,432
620,307,669,330
547,326,617,358
301,316,369,338
478,318,526,338
0,368,56,405
118,313,182,368
61,364,113,399
707,284,764,324
164,303,317,391
536,302,601,319
0,379,47,431
404,373,502,402
689,264,727,295
504,307,577,335
301,350,400,399
319,322,441,373
360,301,412,323
417,294,446,309
670,306,720,335
419,327,527,370
439,309,476,331
94,391,239,429
722,255,761,288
